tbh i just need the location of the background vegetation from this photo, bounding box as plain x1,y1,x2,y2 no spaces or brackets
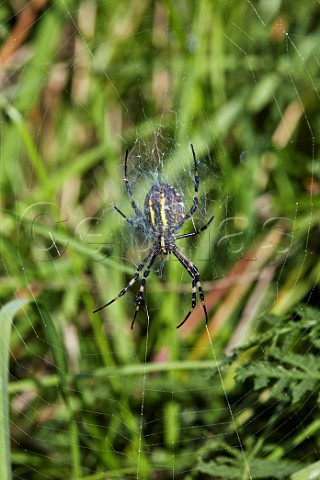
1,1,320,479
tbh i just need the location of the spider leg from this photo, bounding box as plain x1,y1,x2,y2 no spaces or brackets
114,205,135,226
175,278,197,329
131,252,157,329
124,149,144,219
175,215,214,240
93,252,152,314
172,246,208,328
172,144,199,234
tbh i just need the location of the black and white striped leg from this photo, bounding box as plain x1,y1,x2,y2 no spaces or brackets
197,279,208,324
190,143,199,200
93,253,152,313
172,246,209,328
176,278,197,329
124,150,144,219
175,215,214,240
172,144,199,234
131,253,157,329
114,205,135,226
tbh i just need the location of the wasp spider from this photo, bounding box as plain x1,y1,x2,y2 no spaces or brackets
94,145,214,328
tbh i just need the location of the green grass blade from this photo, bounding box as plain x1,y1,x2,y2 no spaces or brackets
0,299,30,480
291,460,320,480
34,304,81,478
33,304,69,401
0,300,81,479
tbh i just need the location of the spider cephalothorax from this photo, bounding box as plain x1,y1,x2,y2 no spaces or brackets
93,145,214,328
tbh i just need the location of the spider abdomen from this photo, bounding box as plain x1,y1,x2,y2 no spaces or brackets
144,183,185,233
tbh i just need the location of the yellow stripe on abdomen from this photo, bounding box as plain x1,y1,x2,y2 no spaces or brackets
149,198,156,227
160,193,168,228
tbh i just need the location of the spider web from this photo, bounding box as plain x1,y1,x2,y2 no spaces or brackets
1,1,320,479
